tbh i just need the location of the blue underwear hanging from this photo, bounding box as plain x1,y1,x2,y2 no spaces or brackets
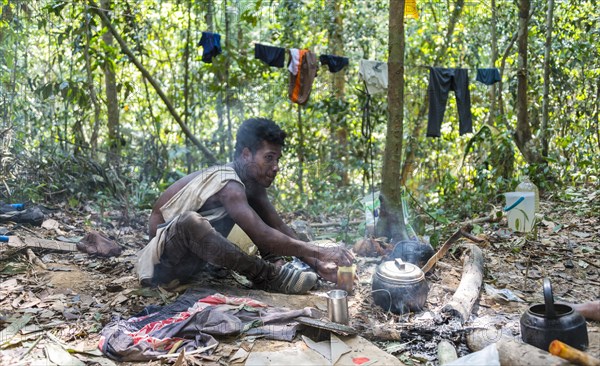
198,32,222,63
476,68,501,85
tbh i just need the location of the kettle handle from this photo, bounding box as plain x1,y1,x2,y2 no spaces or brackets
543,278,557,318
394,258,406,270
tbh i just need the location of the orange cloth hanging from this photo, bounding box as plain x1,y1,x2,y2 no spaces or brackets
290,49,307,103
288,49,318,105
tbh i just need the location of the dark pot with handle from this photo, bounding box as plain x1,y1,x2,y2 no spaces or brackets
372,258,429,314
390,240,435,268
520,278,588,351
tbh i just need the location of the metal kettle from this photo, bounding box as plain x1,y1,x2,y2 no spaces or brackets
371,258,429,314
520,278,588,351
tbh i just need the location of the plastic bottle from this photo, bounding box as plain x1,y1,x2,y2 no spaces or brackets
516,176,539,212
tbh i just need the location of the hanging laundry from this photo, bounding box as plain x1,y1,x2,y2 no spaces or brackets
476,68,501,85
197,31,222,63
405,0,419,19
288,48,302,75
359,60,388,95
288,49,318,105
319,54,349,73
427,67,473,137
255,43,286,68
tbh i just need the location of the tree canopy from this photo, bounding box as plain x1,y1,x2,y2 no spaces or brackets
1,0,598,242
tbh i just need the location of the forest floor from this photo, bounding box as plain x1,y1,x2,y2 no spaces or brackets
0,185,598,365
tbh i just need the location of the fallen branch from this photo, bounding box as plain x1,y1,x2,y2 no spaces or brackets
421,224,483,273
467,329,571,366
7,236,77,252
440,244,484,324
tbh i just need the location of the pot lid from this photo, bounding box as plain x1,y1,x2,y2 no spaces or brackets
376,258,424,283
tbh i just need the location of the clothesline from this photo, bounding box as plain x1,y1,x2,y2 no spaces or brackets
202,31,529,74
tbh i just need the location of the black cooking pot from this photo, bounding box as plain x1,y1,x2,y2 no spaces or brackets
390,240,435,268
372,258,429,314
520,278,588,351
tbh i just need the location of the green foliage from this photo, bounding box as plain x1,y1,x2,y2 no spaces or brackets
0,0,597,235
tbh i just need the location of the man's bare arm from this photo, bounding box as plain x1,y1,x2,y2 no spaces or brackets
219,182,323,258
247,187,298,238
220,182,353,269
148,171,203,238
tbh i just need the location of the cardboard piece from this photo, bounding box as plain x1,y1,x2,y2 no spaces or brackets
302,334,351,365
244,335,405,365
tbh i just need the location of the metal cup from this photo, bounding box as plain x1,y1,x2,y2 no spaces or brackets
327,289,349,324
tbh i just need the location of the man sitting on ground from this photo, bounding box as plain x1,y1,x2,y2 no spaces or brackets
136,117,354,294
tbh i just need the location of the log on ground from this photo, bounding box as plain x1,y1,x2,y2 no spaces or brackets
440,244,484,324
467,328,571,366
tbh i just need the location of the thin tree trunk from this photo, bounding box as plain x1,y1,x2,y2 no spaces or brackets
101,0,121,164
297,105,305,196
378,0,407,241
498,33,517,127
596,79,600,153
515,0,543,164
515,0,530,144
224,0,233,161
498,6,534,129
84,5,101,157
184,0,193,173
329,0,349,186
400,0,465,185
541,0,554,158
90,0,218,164
206,0,229,160
488,0,498,126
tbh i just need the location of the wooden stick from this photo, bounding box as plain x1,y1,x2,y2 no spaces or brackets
549,340,600,366
156,343,218,359
421,224,483,274
8,236,77,252
440,244,485,323
26,248,47,270
467,329,571,366
421,227,465,274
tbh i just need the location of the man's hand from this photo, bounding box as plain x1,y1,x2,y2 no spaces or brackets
302,243,354,283
313,259,338,283
314,244,354,267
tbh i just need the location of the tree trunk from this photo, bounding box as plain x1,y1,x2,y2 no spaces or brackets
184,0,193,173
541,0,554,158
84,5,101,157
224,1,233,161
329,0,349,186
596,79,600,153
514,0,543,164
515,0,529,145
101,0,121,164
497,4,535,127
297,105,305,196
488,0,498,126
90,0,218,164
378,0,407,241
400,0,465,186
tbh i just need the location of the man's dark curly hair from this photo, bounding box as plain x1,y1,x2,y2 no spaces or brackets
234,118,287,158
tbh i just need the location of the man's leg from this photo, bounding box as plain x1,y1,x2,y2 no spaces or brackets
154,211,317,294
